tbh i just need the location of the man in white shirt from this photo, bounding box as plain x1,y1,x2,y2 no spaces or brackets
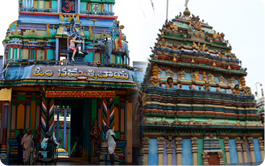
105,125,117,165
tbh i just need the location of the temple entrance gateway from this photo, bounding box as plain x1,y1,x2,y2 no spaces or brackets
208,153,219,165
54,99,89,159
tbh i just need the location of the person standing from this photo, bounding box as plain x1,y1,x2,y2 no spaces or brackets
21,128,34,165
16,129,24,165
105,125,117,165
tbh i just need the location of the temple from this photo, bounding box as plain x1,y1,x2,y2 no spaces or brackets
138,7,264,165
0,0,141,164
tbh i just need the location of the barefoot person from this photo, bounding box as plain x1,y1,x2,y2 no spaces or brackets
21,128,34,165
105,125,117,165
69,34,84,62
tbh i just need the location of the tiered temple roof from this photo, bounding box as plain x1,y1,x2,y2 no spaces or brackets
140,7,263,135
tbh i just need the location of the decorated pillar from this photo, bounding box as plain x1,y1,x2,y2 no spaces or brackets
26,94,31,129
167,136,174,165
248,137,255,163
242,137,248,163
157,137,164,165
102,98,107,140
41,91,48,135
236,137,243,163
48,98,55,132
63,107,67,149
202,152,209,165
175,137,182,165
218,151,224,165
109,98,114,130
258,137,264,161
191,137,198,165
142,137,149,165
223,137,231,164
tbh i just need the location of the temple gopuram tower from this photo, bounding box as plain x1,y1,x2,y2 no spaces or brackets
138,8,264,165
0,0,139,164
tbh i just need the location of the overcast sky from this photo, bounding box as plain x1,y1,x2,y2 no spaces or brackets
0,0,264,98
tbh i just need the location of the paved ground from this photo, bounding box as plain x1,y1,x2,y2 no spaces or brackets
57,161,92,165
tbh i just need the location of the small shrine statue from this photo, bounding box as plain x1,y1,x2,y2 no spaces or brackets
90,119,100,157
69,34,84,62
166,77,174,88
243,86,252,95
233,84,240,95
203,81,211,91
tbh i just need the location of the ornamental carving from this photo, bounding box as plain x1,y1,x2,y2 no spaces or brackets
191,72,200,81
177,71,186,79
175,137,182,142
142,137,149,145
241,77,246,87
243,86,252,95
166,69,174,78
207,73,214,83
203,81,211,91
228,77,235,86
157,137,165,144
149,76,161,87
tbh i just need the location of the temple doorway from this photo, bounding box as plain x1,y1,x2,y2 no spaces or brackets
208,153,219,165
54,99,89,159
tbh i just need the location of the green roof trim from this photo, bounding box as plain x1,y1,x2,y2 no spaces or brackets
173,22,188,29
0,80,138,89
202,28,215,34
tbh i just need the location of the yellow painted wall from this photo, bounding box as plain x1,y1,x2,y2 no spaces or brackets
36,39,45,42
37,50,45,60
44,1,50,9
30,101,36,130
34,0,38,8
0,88,12,101
17,104,25,129
21,49,29,60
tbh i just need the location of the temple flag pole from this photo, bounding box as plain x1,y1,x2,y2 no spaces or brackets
166,0,169,21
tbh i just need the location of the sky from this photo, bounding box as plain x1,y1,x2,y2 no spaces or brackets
0,0,264,98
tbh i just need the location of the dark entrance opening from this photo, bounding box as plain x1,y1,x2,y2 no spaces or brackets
54,99,89,159
208,153,219,165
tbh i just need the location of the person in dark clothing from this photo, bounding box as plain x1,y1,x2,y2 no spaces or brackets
16,129,24,165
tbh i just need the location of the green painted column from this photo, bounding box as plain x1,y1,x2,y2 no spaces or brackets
92,99,97,124
219,138,227,164
197,139,203,165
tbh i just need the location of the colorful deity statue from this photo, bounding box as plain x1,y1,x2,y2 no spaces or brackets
233,84,241,95
111,20,126,51
166,77,174,88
